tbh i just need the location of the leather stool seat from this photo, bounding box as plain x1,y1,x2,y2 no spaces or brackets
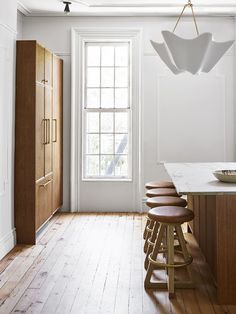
145,181,175,190
146,188,179,198
146,196,187,209
148,206,194,224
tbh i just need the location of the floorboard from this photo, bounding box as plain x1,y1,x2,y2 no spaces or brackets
0,213,233,314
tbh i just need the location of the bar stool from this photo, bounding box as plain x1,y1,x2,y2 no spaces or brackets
143,186,178,240
146,188,179,198
144,189,180,237
144,196,187,254
144,206,194,298
145,181,175,190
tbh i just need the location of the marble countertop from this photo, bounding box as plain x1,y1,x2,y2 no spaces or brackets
164,162,236,195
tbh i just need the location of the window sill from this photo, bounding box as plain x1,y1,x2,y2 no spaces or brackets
82,178,132,182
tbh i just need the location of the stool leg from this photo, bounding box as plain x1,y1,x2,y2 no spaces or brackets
144,219,154,253
143,217,150,240
175,225,189,262
144,224,165,289
167,225,175,298
144,221,159,270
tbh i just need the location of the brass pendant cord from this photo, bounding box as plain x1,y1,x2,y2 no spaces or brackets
173,0,199,36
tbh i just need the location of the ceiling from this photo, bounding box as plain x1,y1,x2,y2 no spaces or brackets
17,0,236,16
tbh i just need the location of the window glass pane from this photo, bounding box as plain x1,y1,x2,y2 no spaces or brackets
115,46,129,66
87,68,100,87
84,42,131,179
101,68,114,87
86,88,100,108
115,88,129,108
87,46,100,66
101,89,114,108
115,155,128,176
115,112,128,133
87,134,99,154
87,112,99,133
86,156,99,176
115,68,128,87
101,46,114,66
101,134,113,154
101,112,113,133
115,134,128,154
101,155,115,176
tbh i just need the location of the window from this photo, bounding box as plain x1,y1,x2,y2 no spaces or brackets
82,42,132,180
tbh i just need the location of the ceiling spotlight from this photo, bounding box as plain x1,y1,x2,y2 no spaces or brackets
63,1,71,15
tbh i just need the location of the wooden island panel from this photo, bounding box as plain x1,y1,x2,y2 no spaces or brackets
188,194,236,304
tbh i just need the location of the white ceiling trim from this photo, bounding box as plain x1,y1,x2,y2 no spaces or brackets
17,1,31,15
16,1,236,17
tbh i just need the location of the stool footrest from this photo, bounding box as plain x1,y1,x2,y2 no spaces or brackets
145,281,195,290
149,253,193,268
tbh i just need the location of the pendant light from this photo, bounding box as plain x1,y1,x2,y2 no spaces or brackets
150,0,235,75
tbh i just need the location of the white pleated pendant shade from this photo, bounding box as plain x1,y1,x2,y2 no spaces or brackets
151,31,235,75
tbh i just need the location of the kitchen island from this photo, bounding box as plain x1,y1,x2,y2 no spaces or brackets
165,163,236,305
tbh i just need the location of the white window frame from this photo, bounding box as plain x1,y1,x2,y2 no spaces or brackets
71,28,142,211
82,41,132,180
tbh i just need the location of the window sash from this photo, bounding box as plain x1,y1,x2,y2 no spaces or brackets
82,41,132,180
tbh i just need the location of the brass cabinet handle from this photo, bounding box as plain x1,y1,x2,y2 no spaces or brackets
39,179,52,188
41,79,49,83
47,119,50,144
43,119,47,145
53,119,57,143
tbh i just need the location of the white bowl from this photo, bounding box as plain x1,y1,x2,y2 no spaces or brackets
213,170,236,183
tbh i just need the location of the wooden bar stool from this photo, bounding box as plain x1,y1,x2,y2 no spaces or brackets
144,196,187,253
144,206,194,298
145,181,175,190
146,188,179,198
144,189,179,240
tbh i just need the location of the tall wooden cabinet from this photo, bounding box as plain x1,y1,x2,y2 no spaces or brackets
15,41,63,244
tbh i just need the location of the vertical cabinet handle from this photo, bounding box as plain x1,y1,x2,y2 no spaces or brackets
43,119,47,145
53,119,57,143
47,119,50,144
43,119,51,144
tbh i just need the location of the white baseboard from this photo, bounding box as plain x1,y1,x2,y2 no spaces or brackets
0,228,16,260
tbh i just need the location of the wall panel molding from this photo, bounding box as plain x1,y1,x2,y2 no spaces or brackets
156,74,227,163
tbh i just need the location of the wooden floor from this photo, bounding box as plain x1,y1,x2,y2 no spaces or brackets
0,213,236,314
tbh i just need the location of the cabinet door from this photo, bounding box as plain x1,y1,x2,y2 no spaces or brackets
45,49,52,87
35,177,53,230
35,84,45,180
36,44,44,84
44,87,53,176
52,57,63,212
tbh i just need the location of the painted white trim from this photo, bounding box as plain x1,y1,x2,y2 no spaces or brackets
14,2,236,17
19,12,236,17
17,1,31,16
0,228,16,261
71,27,142,212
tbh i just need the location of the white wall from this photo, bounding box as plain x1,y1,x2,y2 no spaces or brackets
0,0,17,258
21,16,236,211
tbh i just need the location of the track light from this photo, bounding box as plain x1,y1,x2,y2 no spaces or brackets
63,1,71,15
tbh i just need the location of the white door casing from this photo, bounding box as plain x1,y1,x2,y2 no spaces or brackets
71,27,142,212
